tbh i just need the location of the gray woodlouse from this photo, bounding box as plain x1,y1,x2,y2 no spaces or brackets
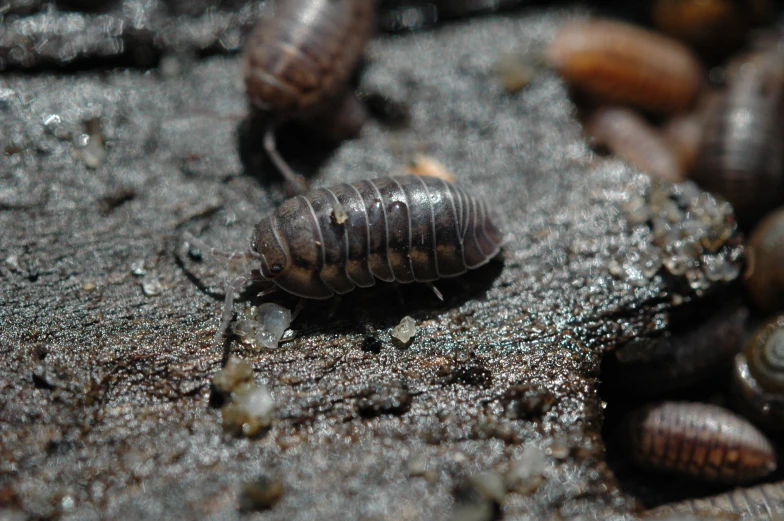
185,175,505,346
242,0,376,194
625,402,776,483
649,479,784,518
690,50,784,227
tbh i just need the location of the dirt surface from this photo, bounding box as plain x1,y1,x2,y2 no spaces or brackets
0,3,739,520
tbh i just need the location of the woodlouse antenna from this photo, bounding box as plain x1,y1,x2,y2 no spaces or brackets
183,232,259,262
263,125,310,196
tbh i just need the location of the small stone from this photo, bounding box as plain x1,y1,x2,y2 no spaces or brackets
82,281,96,292
494,51,537,93
467,471,506,504
130,261,146,277
391,316,417,345
238,475,283,512
506,446,546,495
212,356,254,397
256,303,293,349
407,454,437,482
331,203,348,225
222,382,275,437
141,277,163,296
406,154,455,182
546,438,570,460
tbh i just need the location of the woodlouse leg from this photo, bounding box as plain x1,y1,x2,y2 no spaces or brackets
213,276,252,347
292,299,306,321
263,125,310,196
257,286,278,299
426,282,444,301
327,296,342,319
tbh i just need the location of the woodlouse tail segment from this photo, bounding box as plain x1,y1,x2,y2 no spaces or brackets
263,125,310,197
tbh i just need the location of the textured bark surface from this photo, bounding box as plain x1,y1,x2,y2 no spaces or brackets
0,3,727,520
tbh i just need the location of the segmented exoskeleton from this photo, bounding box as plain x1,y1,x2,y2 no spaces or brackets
185,175,504,345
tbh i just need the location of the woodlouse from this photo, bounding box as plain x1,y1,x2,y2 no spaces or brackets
652,0,772,62
242,0,376,194
545,19,703,114
746,208,784,314
585,106,684,183
649,479,784,518
185,175,504,346
608,304,747,397
690,50,784,227
731,315,784,431
625,402,776,483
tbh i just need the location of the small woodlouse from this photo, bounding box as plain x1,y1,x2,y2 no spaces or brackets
649,480,784,518
545,19,703,114
731,315,784,431
690,50,784,227
242,0,376,194
185,175,504,346
585,106,684,183
625,402,776,483
746,208,784,314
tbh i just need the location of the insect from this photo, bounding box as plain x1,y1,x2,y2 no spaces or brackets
731,315,784,432
625,402,776,483
649,480,784,518
242,0,376,195
690,50,784,227
545,19,703,114
185,175,504,346
745,208,784,314
584,106,684,183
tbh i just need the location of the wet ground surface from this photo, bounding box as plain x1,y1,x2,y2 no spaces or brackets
0,2,743,520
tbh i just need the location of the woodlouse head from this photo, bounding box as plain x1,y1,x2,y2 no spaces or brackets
251,218,290,280
731,316,784,430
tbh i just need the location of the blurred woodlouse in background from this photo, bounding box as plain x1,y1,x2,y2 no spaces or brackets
584,106,685,183
243,0,376,195
625,402,776,483
605,304,747,397
689,49,784,228
744,209,784,314
731,315,784,431
185,175,504,347
544,19,703,114
652,0,773,62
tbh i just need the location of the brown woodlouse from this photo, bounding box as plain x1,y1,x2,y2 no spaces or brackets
746,208,784,314
649,479,784,518
585,106,684,183
544,19,703,114
185,175,504,346
690,50,784,227
242,0,376,194
652,0,772,62
731,315,784,431
625,402,776,483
